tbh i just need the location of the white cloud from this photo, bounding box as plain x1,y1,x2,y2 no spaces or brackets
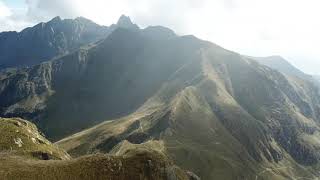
0,0,319,74
0,1,11,17
25,0,77,21
0,1,32,31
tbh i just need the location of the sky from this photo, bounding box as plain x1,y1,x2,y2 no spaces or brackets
0,0,319,75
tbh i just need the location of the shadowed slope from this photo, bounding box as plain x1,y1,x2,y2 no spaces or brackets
0,28,199,140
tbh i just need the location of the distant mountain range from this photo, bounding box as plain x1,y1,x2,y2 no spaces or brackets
0,15,320,180
0,15,142,69
254,56,320,87
253,56,311,79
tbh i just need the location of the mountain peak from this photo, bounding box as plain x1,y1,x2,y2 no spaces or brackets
75,16,98,25
50,16,62,23
265,55,286,61
117,15,132,24
116,15,139,30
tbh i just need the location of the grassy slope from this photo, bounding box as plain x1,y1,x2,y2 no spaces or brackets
0,150,189,180
0,117,70,160
0,117,191,180
57,45,320,179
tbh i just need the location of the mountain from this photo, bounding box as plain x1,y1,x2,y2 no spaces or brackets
55,35,320,179
0,16,111,69
1,16,320,179
254,56,320,88
0,15,142,70
0,26,179,140
115,15,140,30
253,56,313,79
314,75,320,82
0,117,194,180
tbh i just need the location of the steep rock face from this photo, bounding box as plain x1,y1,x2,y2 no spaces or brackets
0,16,109,69
0,27,182,140
0,62,54,120
0,16,179,140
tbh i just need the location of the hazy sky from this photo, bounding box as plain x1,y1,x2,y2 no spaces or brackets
0,0,319,75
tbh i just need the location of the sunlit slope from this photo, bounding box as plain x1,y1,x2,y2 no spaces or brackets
58,46,320,179
0,150,190,180
0,117,70,160
0,117,192,180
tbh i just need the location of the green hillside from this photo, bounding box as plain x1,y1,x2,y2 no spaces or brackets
57,46,320,179
0,117,193,180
